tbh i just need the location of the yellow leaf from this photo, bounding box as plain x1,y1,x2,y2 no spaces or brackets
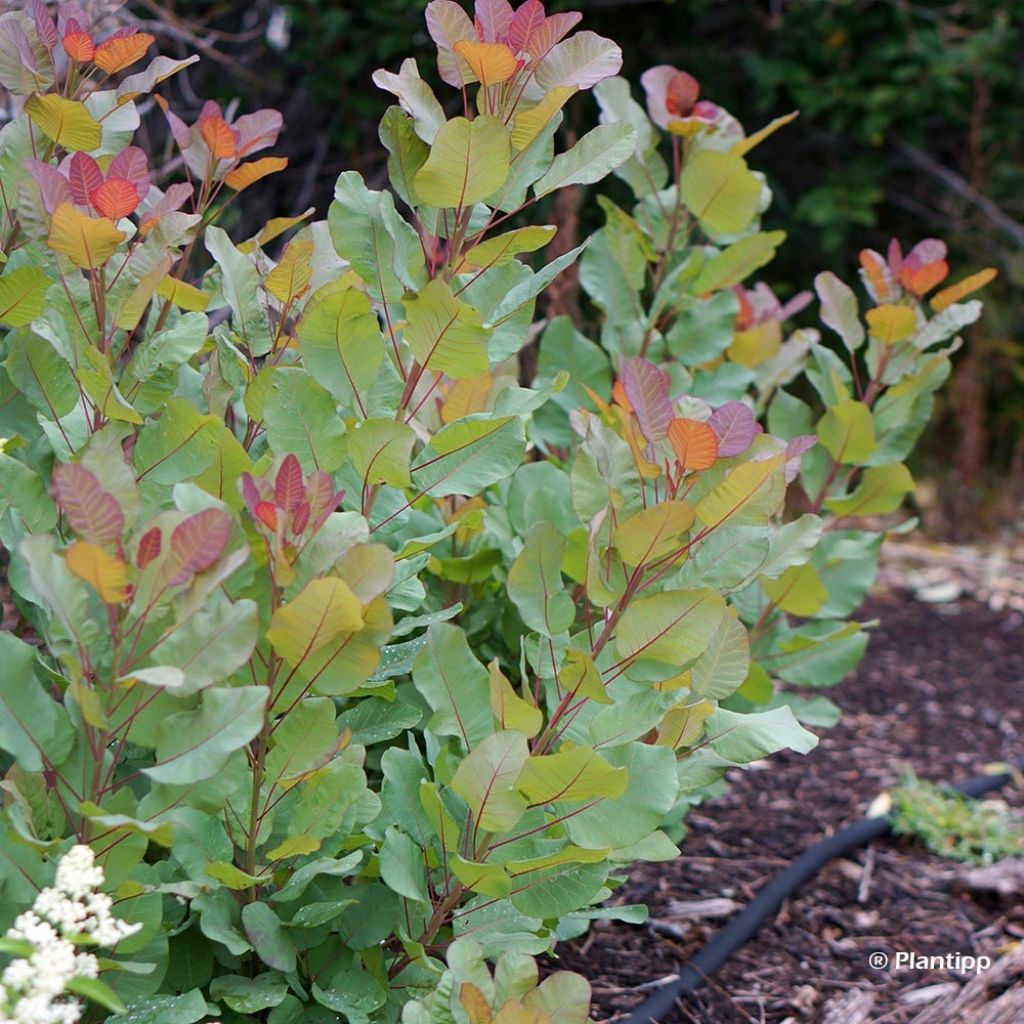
931,267,998,313
225,156,289,193
489,660,543,737
156,277,210,312
460,226,556,270
266,240,314,303
266,577,364,665
115,256,173,330
266,835,321,860
865,303,917,345
510,86,576,150
65,541,129,603
731,110,799,157
48,203,125,269
761,562,827,616
453,41,518,88
460,984,493,1024
442,372,493,423
727,321,782,367
25,94,102,152
237,208,314,254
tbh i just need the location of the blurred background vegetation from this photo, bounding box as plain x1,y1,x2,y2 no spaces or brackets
139,0,1024,538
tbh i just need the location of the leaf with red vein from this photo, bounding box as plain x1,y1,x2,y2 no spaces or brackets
708,401,758,457
136,526,162,568
50,463,124,545
255,502,279,531
274,454,304,512
621,358,672,443
667,418,719,470
166,508,232,585
62,22,94,63
90,177,141,220
68,152,103,207
32,0,57,49
240,472,262,519
508,0,544,52
305,472,339,531
291,501,311,536
108,146,151,192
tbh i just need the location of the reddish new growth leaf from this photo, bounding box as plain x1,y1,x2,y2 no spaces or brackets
68,152,103,207
166,508,233,586
898,239,949,296
255,502,279,531
274,454,304,513
50,463,125,546
32,0,57,50
667,418,719,471
708,401,759,457
665,71,700,118
305,472,345,533
62,20,95,63
90,177,141,220
108,147,152,194
291,501,311,536
620,358,673,443
136,526,162,569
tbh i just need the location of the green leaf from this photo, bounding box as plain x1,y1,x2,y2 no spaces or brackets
134,398,222,484
453,730,530,832
414,115,510,208
403,278,491,379
817,399,876,464
347,418,415,487
328,171,426,304
815,271,864,351
264,697,339,791
380,825,430,903
205,225,273,356
450,855,511,898
373,60,445,144
266,577,364,664
679,149,761,237
210,974,289,1014
297,282,385,406
0,266,50,327
145,599,258,695
612,502,695,567
411,415,525,497
507,521,574,637
518,746,626,804
241,903,296,973
66,976,127,1015
690,614,750,699
704,706,818,761
412,623,492,749
204,862,272,890
312,975,386,1020
113,991,210,1024
0,453,57,531
825,463,914,517
533,122,637,198
522,973,590,1024
486,241,589,327
758,514,823,579
615,588,727,667
0,631,74,771
143,686,269,784
692,231,786,293
263,367,347,473
6,328,78,419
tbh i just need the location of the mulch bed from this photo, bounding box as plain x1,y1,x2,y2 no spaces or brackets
552,591,1024,1023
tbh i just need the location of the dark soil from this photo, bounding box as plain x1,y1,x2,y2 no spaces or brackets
553,593,1024,1023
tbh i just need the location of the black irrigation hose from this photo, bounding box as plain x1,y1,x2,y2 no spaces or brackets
625,755,1024,1024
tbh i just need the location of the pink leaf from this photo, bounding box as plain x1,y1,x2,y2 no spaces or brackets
166,508,232,586
108,146,151,193
232,109,284,157
903,238,947,271
67,152,102,208
32,0,57,49
621,358,672,443
886,238,903,277
708,402,758,457
305,472,345,533
274,454,304,513
291,501,310,536
474,0,514,43
240,472,262,519
155,97,192,151
139,182,193,230
526,11,582,59
640,65,679,130
56,4,89,37
50,463,124,546
425,0,477,86
136,526,162,569
25,159,71,214
508,0,545,53
784,434,817,483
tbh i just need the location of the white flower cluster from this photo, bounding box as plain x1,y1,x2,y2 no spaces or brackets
1,845,142,1024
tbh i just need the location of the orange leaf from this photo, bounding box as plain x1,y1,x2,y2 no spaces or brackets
255,502,279,531
90,177,140,220
459,983,492,1024
453,40,519,88
63,30,95,63
611,379,633,413
859,249,894,302
66,541,129,604
899,260,948,296
94,32,155,74
200,115,236,159
224,156,288,193
931,267,998,313
668,418,719,470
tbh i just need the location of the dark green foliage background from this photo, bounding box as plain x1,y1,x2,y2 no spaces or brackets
159,0,1024,530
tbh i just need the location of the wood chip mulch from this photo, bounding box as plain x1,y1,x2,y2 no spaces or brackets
550,588,1024,1024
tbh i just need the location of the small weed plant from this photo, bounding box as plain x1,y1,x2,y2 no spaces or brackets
0,1,993,1021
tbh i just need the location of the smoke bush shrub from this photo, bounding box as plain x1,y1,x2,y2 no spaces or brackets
0,2,990,1022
